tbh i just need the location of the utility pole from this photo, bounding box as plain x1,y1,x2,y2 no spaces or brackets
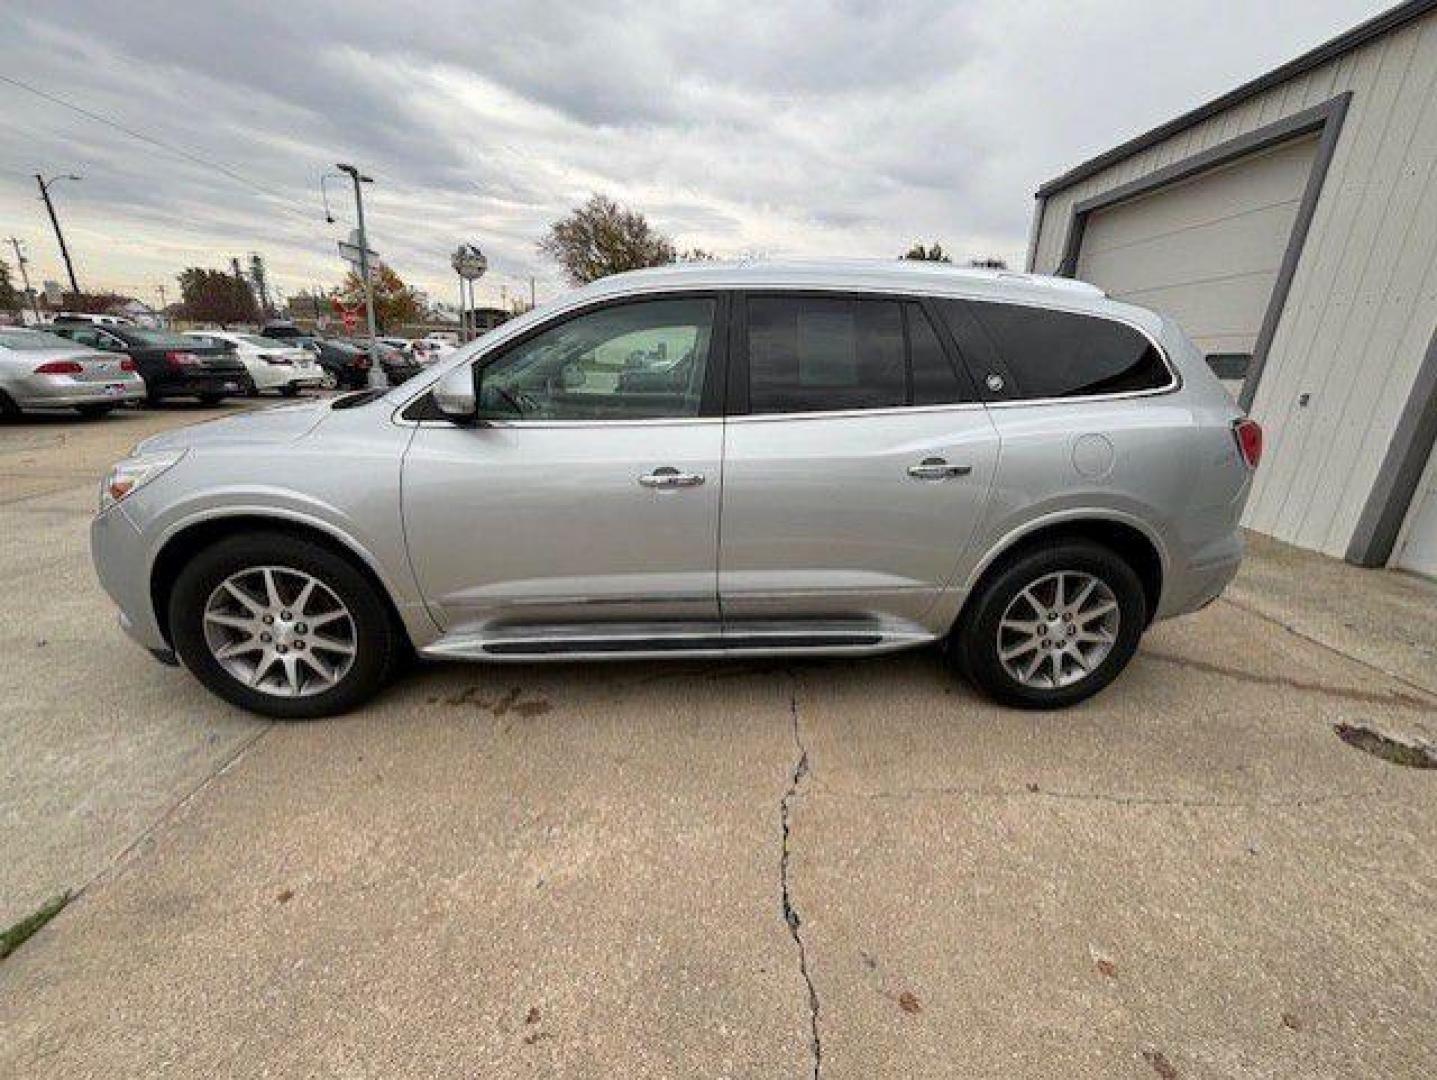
7,237,42,324
35,173,82,296
155,283,167,327
529,275,536,311
335,163,380,386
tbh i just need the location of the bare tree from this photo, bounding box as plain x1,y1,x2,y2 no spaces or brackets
539,195,677,284
901,243,952,263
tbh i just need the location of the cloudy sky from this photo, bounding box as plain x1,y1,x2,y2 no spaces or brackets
1,0,1390,311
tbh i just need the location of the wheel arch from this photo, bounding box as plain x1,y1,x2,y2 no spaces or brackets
149,513,414,650
956,512,1166,630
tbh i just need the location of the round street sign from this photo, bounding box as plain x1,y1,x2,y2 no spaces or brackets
452,244,487,281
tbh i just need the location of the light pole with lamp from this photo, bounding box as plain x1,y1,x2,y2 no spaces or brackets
333,163,381,387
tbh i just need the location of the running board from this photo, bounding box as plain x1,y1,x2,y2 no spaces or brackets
420,624,936,662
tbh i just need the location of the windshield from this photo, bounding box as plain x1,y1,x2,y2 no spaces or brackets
0,329,81,351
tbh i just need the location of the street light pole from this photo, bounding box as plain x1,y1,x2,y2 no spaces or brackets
335,163,380,387
35,174,81,296
7,237,42,325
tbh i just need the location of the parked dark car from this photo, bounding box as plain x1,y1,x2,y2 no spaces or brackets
49,324,252,403
305,339,373,390
303,339,421,389
259,320,305,341
371,343,422,386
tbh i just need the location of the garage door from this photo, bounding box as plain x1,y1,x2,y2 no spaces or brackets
1393,441,1437,577
1076,133,1319,397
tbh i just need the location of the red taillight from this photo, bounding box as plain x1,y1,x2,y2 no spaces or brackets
165,351,201,368
35,359,84,374
1234,418,1263,468
119,357,137,372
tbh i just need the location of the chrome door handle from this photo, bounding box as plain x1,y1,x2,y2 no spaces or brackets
639,467,705,489
907,458,972,480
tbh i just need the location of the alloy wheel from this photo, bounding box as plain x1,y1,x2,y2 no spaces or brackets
202,566,357,697
996,570,1120,689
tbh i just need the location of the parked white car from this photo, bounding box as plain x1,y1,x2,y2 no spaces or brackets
182,332,324,396
411,339,455,365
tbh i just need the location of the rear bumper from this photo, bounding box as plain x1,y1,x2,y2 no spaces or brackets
149,369,251,398
1158,530,1245,620
10,373,146,408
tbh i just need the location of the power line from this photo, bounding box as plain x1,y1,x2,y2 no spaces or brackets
0,72,318,223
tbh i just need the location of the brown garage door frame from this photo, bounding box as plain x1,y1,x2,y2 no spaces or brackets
1055,93,1351,412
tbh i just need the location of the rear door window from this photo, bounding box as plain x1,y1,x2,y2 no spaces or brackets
937,300,1171,400
746,296,904,413
742,296,973,414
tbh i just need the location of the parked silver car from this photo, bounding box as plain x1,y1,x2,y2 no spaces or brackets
0,327,146,417
91,261,1259,718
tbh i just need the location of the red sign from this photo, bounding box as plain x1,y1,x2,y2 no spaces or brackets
341,310,358,331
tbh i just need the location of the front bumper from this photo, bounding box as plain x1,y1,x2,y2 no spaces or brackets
92,506,170,655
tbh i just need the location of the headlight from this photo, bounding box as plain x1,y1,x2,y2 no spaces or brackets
99,450,187,513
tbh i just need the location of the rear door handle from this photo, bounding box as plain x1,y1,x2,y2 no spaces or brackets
907,457,972,481
639,466,705,489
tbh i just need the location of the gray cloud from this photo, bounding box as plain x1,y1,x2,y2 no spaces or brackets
0,0,1391,305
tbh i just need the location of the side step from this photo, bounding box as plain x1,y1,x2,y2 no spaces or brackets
421,623,936,663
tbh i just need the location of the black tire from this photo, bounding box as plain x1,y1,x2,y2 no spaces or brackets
279,385,300,398
75,404,116,419
198,393,225,406
168,532,399,719
951,540,1146,709
0,390,20,418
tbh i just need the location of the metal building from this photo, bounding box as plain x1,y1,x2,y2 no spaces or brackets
1027,0,1437,576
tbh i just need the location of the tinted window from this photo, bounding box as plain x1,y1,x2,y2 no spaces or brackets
939,300,1170,400
747,297,904,413
479,297,715,421
907,303,966,406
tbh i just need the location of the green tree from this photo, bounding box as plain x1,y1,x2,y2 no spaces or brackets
901,243,952,263
0,260,20,316
338,263,422,331
178,267,259,325
539,194,677,284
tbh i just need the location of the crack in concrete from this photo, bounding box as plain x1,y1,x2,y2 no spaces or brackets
815,783,1384,809
780,681,821,1080
1141,648,1434,710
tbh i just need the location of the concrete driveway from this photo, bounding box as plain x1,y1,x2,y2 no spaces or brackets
2,404,1434,1078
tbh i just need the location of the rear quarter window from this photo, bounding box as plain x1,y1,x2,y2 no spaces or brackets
938,300,1171,400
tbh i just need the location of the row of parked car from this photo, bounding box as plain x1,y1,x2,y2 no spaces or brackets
0,315,447,419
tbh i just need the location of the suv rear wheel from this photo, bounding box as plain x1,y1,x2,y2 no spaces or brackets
168,532,398,718
952,540,1146,709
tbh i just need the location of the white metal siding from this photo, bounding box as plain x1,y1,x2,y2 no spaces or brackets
1076,134,1318,358
1393,440,1437,574
1032,12,1437,561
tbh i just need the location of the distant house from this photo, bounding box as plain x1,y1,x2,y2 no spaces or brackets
111,298,165,329
464,306,512,333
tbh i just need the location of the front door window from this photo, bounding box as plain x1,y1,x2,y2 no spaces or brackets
478,297,717,421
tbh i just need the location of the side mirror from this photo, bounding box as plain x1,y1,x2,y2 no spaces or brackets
432,363,478,425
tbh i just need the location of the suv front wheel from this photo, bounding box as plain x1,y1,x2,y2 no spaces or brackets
168,532,399,719
952,540,1147,709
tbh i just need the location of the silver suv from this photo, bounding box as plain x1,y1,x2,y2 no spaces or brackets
91,261,1260,718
